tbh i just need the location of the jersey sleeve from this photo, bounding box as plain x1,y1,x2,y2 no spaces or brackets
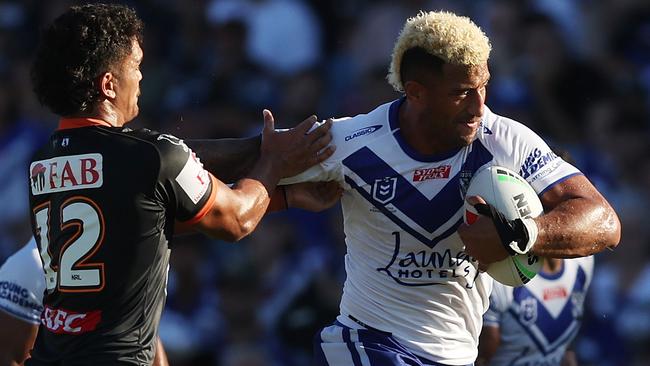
0,238,45,324
480,109,581,194
483,282,512,328
577,255,595,291
279,117,352,185
154,134,217,224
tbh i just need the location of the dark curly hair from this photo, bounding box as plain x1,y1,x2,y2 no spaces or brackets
31,3,144,117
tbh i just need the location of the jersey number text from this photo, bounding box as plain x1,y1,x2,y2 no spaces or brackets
33,197,105,293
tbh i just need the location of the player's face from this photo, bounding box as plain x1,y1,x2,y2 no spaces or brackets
113,39,143,124
422,63,489,148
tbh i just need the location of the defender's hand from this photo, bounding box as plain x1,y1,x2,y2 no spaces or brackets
457,195,510,264
260,110,334,178
286,181,343,212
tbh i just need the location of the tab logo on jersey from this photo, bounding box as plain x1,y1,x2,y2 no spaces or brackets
344,125,382,141
176,152,210,204
372,177,397,204
41,306,101,334
30,153,103,195
412,165,451,182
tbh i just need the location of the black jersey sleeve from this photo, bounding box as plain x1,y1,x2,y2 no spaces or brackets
153,133,216,223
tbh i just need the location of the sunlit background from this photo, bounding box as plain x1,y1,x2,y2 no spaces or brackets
0,0,648,365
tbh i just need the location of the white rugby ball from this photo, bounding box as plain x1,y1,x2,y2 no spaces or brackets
464,166,544,287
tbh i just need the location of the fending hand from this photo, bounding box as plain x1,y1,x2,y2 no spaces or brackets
260,110,335,178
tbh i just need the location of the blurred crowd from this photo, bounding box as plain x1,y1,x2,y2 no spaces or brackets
0,0,649,365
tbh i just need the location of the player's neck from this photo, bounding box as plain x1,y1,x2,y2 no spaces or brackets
399,101,455,156
73,101,127,127
542,258,563,275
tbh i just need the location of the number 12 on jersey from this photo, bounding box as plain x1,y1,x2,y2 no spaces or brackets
33,196,105,293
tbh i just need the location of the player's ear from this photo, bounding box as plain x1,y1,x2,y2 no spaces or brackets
403,80,427,105
99,72,116,99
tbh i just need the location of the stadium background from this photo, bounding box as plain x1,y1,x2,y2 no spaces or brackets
0,0,648,365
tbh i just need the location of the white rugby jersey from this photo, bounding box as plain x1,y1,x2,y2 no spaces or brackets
282,98,581,364
483,256,594,365
0,238,44,324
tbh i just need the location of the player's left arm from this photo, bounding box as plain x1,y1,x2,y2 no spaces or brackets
530,175,620,258
152,336,169,366
476,325,500,366
561,349,578,366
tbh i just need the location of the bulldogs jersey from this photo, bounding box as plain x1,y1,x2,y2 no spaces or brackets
282,98,580,364
0,238,44,324
27,118,216,365
483,257,594,365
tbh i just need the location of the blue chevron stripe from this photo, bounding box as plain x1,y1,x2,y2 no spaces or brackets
342,139,493,247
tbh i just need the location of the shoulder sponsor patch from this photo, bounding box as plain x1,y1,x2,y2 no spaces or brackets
519,148,559,180
30,154,103,195
175,152,210,204
344,125,382,141
0,280,43,314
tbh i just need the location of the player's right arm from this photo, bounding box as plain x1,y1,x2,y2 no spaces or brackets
188,110,334,241
0,311,37,366
0,239,44,366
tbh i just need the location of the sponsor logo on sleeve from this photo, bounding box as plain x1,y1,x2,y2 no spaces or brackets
175,152,210,204
0,281,43,314
519,148,559,180
412,165,451,182
30,154,103,195
344,125,382,141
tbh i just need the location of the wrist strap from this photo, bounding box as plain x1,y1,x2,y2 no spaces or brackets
515,217,538,255
473,203,537,255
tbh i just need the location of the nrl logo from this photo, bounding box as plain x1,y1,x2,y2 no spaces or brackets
372,177,397,204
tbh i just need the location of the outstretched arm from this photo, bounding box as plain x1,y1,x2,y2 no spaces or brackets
190,111,334,241
185,135,261,184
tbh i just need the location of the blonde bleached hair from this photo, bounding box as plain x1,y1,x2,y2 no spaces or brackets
387,10,492,92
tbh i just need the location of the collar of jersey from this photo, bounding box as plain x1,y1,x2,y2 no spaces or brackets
388,97,462,162
58,117,113,130
538,259,566,280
